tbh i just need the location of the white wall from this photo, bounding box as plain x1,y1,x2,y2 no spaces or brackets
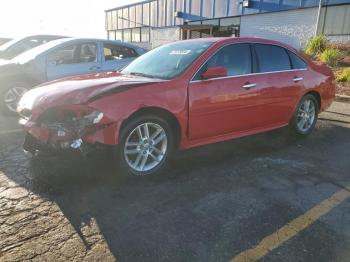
150,27,181,49
240,8,319,49
328,35,350,43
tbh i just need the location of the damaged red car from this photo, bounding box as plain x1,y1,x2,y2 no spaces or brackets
17,37,336,176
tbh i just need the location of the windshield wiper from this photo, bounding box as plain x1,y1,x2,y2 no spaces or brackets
128,72,156,79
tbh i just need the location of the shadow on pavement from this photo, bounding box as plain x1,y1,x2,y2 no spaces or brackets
2,122,350,261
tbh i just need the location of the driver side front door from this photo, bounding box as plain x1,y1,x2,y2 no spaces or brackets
188,43,265,141
46,42,102,81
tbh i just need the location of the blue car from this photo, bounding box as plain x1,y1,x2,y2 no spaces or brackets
0,38,147,114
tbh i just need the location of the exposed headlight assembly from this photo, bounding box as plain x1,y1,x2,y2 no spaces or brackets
77,111,104,125
39,107,105,135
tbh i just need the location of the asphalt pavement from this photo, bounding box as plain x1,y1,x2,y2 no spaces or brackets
0,102,350,262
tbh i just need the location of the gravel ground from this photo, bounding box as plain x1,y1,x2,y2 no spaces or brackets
337,83,350,96
0,102,350,262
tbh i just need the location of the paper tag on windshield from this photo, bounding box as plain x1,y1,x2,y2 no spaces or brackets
170,50,191,55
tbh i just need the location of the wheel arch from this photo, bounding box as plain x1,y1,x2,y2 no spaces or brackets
119,106,182,149
304,90,321,110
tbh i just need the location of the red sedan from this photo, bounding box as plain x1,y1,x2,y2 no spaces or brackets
17,37,335,176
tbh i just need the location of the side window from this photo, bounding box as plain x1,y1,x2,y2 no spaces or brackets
104,43,138,61
48,45,77,65
79,43,97,63
119,46,138,58
194,43,252,80
48,43,97,65
287,50,307,69
255,44,291,73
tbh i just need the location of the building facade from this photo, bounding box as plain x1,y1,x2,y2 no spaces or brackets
105,0,350,49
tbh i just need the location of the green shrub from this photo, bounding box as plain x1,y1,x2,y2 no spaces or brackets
305,35,329,56
336,68,350,83
320,48,342,67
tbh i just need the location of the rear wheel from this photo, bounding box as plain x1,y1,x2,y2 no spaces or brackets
119,115,174,176
1,82,30,115
290,94,319,136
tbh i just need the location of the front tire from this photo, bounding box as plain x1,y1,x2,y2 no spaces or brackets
119,115,174,176
290,94,319,136
0,82,30,115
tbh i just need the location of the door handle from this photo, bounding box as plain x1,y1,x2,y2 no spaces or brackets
293,77,304,82
242,83,257,90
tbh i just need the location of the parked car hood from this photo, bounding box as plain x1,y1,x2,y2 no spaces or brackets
0,59,21,69
18,72,164,113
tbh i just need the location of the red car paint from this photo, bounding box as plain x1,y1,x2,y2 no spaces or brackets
18,37,335,151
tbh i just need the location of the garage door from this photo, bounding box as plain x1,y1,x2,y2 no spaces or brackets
240,8,318,49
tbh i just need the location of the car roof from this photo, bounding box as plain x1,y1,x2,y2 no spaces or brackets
181,37,298,52
65,38,145,49
12,37,145,64
0,35,68,51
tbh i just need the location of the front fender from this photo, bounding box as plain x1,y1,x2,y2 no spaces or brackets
87,80,188,146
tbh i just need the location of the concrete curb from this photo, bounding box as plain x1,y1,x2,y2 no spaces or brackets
335,95,350,103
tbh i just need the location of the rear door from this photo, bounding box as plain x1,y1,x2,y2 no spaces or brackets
101,43,139,72
252,43,307,126
46,41,102,81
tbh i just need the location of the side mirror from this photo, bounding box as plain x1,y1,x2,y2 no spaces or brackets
201,66,228,80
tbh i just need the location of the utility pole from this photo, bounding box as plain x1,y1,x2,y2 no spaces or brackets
315,0,323,36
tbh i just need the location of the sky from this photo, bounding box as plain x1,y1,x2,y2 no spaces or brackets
0,0,142,39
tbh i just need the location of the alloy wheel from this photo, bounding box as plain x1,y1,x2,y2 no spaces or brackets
124,122,168,173
4,86,28,113
296,99,316,133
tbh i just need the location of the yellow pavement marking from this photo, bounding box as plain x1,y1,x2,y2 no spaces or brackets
0,129,23,135
230,185,350,262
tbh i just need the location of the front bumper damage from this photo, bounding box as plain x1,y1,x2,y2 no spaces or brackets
19,109,118,156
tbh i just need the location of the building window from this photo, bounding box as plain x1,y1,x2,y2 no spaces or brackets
219,17,241,37
215,0,228,17
107,11,113,30
108,31,116,40
132,28,141,42
202,19,219,26
167,0,175,26
191,0,201,17
124,29,132,42
151,1,158,27
143,3,150,26
136,4,143,27
202,0,214,19
129,6,136,28
116,30,123,41
122,8,129,29
117,9,123,29
111,11,117,30
158,0,166,27
141,27,150,42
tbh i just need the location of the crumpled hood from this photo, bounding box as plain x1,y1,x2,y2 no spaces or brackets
18,72,163,113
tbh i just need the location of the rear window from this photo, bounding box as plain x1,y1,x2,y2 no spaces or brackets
254,44,291,73
103,43,138,59
288,50,307,69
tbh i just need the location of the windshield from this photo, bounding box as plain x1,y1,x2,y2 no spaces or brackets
0,37,25,52
12,38,73,64
122,41,213,80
